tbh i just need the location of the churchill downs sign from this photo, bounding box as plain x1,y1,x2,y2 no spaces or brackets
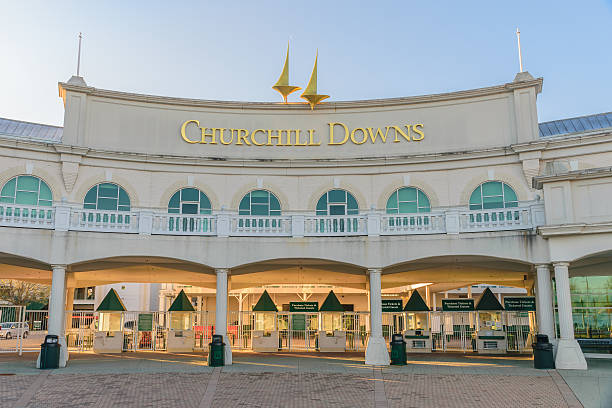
180,120,425,146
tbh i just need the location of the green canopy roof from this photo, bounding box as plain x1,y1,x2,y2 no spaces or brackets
168,289,195,312
96,288,126,312
403,290,430,311
320,290,344,312
252,290,278,312
475,287,504,311
26,301,48,310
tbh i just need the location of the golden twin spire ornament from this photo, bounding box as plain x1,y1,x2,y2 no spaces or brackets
272,44,329,109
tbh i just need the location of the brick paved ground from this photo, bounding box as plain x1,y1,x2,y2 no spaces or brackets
0,351,602,407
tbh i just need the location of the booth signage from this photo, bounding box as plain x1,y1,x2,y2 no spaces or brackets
138,313,154,331
504,297,536,311
442,299,474,311
382,299,403,312
289,302,318,312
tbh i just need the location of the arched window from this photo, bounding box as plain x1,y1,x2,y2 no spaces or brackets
168,188,211,214
0,175,52,206
469,181,518,210
386,187,431,213
316,189,358,215
239,190,281,216
84,183,130,211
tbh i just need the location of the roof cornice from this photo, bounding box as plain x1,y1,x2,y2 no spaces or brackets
533,166,612,189
57,78,543,111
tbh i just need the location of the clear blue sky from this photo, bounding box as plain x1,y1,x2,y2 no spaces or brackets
2,1,611,126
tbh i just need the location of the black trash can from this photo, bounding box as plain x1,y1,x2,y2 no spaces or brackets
208,334,225,367
532,334,555,369
39,335,61,369
390,333,407,365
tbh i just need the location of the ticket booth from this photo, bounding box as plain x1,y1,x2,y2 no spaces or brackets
94,288,126,353
403,290,432,352
167,290,195,352
252,290,279,352
318,290,346,352
475,288,507,354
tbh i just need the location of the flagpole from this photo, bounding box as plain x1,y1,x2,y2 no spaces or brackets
516,28,523,73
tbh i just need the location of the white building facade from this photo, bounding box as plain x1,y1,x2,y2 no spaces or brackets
0,71,610,369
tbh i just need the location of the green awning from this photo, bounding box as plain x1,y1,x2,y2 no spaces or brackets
168,289,195,312
319,290,344,312
96,288,127,312
403,290,430,311
252,290,278,312
475,287,504,311
26,301,48,310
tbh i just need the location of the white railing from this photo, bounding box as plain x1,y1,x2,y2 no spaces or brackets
459,206,532,232
304,215,367,236
0,202,545,237
0,204,54,229
230,215,292,236
152,213,216,235
70,208,139,233
381,212,446,235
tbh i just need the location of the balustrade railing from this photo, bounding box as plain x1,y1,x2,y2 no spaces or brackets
0,202,544,237
304,215,367,236
0,204,54,228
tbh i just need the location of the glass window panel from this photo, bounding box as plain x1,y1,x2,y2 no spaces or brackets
347,208,359,215
251,190,268,198
269,196,280,211
38,200,52,207
181,188,199,202
118,188,130,207
329,205,346,215
270,210,281,216
399,202,417,213
482,181,502,196
39,182,52,201
168,208,180,214
505,201,518,208
386,207,398,214
15,191,38,205
199,193,211,210
239,209,249,215
386,191,398,211
482,196,503,209
469,188,482,207
417,190,430,207
98,197,118,211
84,203,96,210
0,197,14,203
118,205,130,212
316,197,327,212
168,192,180,209
98,183,119,198
199,207,212,215
328,189,346,203
84,187,98,205
251,204,269,216
398,187,417,202
346,194,358,211
239,197,250,211
1,178,16,197
181,203,198,214
16,176,39,192
251,195,268,204
503,184,518,202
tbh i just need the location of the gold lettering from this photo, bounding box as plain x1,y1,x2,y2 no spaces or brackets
180,120,200,144
220,128,233,145
393,125,410,142
366,127,390,143
266,130,283,146
251,129,265,146
350,128,368,145
308,129,320,146
200,127,220,144
328,122,349,145
233,129,251,145
412,124,424,141
294,129,307,146
284,130,292,146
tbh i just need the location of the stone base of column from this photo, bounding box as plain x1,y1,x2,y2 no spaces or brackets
365,336,390,366
224,343,233,366
555,338,587,370
36,337,69,368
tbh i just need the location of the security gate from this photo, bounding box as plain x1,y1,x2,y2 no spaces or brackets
65,311,95,352
382,312,405,348
506,311,535,352
432,311,476,352
344,312,369,351
278,312,318,351
0,306,25,354
122,311,167,351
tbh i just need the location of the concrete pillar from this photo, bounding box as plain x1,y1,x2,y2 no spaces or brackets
432,293,436,311
535,264,555,342
215,269,232,365
365,268,390,366
467,286,472,298
553,262,587,370
444,291,449,299
38,265,69,368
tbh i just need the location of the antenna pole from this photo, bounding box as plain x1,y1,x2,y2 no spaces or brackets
77,32,83,76
516,28,523,72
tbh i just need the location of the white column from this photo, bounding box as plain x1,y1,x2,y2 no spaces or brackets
553,262,586,370
432,293,436,311
535,264,555,342
64,287,75,339
365,268,390,366
467,286,472,298
38,265,69,368
215,269,232,365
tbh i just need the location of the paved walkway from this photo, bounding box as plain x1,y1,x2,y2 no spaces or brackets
0,351,608,407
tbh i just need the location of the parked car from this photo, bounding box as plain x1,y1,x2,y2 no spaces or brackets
0,322,29,339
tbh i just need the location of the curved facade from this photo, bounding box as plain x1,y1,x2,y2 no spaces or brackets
1,72,611,368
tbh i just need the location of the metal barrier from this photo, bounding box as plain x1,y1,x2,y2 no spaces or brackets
505,311,536,352
194,311,215,351
0,306,25,354
431,311,476,352
382,312,406,349
121,311,167,352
